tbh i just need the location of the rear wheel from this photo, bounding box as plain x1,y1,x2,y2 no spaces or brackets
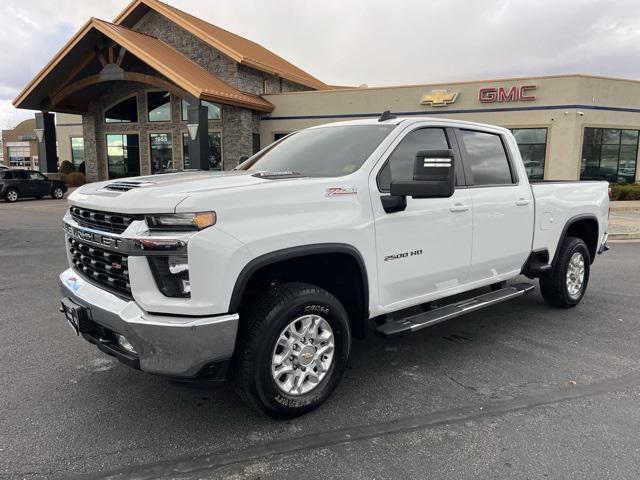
52,187,64,199
540,236,590,308
232,282,351,418
4,189,18,203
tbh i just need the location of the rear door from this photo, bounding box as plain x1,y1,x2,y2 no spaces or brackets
13,170,33,196
372,126,473,311
455,128,534,284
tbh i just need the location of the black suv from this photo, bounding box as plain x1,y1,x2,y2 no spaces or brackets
0,169,67,203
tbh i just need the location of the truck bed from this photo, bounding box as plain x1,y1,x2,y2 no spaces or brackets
530,181,609,260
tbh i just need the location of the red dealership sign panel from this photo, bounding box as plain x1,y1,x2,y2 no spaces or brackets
478,85,537,103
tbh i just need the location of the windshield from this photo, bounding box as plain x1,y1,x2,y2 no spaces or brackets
241,125,395,177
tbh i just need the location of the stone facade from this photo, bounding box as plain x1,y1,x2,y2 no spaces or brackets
81,9,312,181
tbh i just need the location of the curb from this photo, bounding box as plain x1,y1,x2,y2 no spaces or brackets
609,232,640,241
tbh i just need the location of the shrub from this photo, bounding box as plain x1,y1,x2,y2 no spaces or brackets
610,183,640,201
64,172,86,187
59,161,76,176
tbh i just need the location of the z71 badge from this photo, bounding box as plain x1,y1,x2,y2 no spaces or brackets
326,187,357,197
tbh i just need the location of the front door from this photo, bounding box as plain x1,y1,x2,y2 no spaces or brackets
27,171,51,196
455,128,534,283
372,126,473,312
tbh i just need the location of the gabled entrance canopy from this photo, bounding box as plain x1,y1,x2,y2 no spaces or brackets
114,0,328,91
13,18,274,114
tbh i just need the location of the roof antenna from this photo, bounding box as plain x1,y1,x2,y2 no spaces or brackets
378,110,396,122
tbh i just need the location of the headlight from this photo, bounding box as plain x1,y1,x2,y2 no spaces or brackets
145,212,216,232
148,255,191,298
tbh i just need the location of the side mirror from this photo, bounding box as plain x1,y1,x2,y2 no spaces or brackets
390,149,455,198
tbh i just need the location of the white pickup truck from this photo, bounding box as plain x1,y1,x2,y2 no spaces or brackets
60,114,610,417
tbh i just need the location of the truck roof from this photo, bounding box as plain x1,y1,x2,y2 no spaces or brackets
311,116,509,133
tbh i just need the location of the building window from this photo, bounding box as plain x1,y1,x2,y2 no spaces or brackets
106,134,140,179
510,128,547,181
182,131,222,170
252,133,261,154
70,137,85,168
8,145,31,168
147,91,172,122
150,133,173,173
181,99,222,121
273,133,290,142
105,96,138,123
459,130,515,186
581,128,639,183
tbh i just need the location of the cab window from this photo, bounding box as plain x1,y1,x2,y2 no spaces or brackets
378,128,450,191
29,171,46,181
459,130,515,186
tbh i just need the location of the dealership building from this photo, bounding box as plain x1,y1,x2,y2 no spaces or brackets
13,0,640,184
1,119,39,169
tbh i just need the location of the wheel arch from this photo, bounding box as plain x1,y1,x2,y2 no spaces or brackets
553,214,599,265
229,244,370,339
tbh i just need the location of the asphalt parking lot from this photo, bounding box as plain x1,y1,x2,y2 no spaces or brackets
1,198,640,479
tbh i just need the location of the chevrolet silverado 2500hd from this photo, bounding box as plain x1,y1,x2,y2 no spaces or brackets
59,115,609,418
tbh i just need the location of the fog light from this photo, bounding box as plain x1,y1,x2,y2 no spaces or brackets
116,333,137,355
147,256,191,298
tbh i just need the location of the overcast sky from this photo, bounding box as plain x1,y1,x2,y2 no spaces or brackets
1,0,639,128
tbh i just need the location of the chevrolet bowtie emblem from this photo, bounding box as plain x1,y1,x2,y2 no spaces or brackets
420,89,459,107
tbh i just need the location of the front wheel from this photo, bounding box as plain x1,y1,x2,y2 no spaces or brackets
52,187,65,199
232,282,351,418
540,236,590,308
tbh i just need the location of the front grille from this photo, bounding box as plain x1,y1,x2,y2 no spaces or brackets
70,206,140,234
68,238,131,298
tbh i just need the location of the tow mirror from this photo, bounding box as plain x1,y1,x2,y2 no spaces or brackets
390,149,455,198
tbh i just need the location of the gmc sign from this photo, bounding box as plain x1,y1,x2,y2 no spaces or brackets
478,85,537,103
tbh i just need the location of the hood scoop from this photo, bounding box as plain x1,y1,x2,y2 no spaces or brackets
103,180,155,192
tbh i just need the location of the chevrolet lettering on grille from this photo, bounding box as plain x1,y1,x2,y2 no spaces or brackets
64,223,124,250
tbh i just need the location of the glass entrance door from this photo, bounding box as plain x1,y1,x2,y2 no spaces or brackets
107,134,140,179
150,133,173,174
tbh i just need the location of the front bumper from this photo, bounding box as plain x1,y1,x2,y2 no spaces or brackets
59,268,239,378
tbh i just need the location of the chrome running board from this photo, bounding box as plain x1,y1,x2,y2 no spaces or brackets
375,283,535,339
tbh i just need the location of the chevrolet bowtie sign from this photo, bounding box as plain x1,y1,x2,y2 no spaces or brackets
420,90,459,107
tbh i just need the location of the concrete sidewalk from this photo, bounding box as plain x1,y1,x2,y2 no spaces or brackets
609,201,640,240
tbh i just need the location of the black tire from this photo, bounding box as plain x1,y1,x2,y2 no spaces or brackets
231,282,351,418
540,236,590,308
4,189,18,203
52,187,65,199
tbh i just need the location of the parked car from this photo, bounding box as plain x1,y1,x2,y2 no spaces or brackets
59,116,609,418
1,169,67,202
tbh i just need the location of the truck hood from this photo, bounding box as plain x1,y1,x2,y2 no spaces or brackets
69,170,270,213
